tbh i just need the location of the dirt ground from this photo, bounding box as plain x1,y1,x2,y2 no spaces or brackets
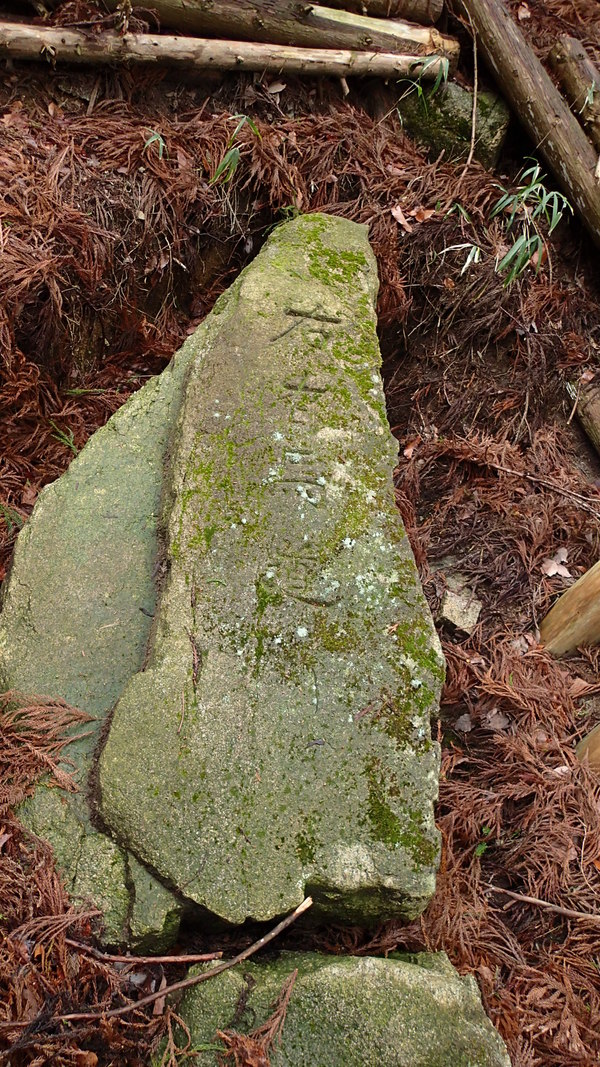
2,1,600,1064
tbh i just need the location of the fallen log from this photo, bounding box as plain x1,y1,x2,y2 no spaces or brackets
576,722,600,772
0,22,455,79
454,0,600,250
324,0,444,26
549,36,600,155
104,0,459,58
566,379,600,460
539,559,600,656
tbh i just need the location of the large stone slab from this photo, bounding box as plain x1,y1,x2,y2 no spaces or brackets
0,323,212,944
98,214,444,926
177,951,511,1067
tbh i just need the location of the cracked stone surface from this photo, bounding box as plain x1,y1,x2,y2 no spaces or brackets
178,951,511,1067
0,327,211,943
98,214,445,926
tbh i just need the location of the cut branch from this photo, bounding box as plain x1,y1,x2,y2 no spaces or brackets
453,0,600,250
540,559,600,656
576,722,600,772
549,36,600,155
493,886,600,923
0,23,456,79
566,378,600,460
252,0,445,28
103,0,458,57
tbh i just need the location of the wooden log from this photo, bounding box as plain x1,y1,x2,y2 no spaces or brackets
104,0,459,59
576,722,600,772
324,0,444,26
454,0,600,250
539,559,600,656
566,379,600,460
0,22,455,79
549,36,600,155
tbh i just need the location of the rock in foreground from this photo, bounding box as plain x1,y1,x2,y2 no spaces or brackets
99,214,444,926
179,951,511,1067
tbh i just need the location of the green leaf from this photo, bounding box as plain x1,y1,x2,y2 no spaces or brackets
143,129,167,159
0,503,25,536
210,146,241,185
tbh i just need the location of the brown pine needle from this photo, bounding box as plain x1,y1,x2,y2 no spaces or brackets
2,896,313,1029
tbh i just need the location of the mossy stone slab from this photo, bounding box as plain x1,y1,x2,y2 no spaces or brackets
177,951,511,1067
99,214,444,926
397,82,510,169
0,329,212,943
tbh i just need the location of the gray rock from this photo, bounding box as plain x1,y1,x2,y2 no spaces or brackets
99,214,444,926
397,82,510,170
0,327,207,943
177,951,511,1067
439,574,482,636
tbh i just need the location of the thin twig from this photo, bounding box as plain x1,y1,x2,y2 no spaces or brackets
488,461,600,518
2,897,313,1029
64,938,223,966
457,9,478,182
492,885,600,923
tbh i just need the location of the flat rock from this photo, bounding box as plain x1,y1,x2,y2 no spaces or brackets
0,324,212,943
99,214,444,926
178,951,511,1067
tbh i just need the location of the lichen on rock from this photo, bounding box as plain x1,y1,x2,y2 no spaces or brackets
176,951,511,1067
98,214,445,926
0,321,209,945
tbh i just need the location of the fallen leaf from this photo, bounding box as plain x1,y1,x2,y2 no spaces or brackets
455,713,473,733
443,277,455,290
266,81,286,94
403,436,421,459
409,206,436,222
541,558,572,578
517,2,531,18
153,974,168,1016
391,204,413,233
482,708,510,731
569,676,597,697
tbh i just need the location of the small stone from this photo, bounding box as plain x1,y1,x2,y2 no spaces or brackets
439,575,482,636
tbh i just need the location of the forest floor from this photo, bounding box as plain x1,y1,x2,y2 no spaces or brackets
2,1,600,1065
